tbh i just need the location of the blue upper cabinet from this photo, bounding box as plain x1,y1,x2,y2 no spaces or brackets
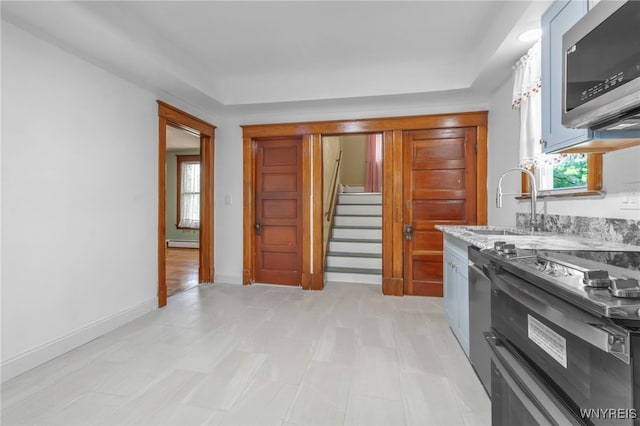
541,0,591,153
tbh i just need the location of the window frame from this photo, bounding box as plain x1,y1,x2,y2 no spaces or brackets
176,154,201,229
520,153,603,199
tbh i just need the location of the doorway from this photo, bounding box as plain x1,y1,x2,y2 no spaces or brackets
157,101,215,307
165,125,201,297
322,133,383,285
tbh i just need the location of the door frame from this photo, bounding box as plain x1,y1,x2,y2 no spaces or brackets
241,111,487,295
242,134,317,289
157,101,216,307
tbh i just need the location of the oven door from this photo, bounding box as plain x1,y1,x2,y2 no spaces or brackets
487,331,582,425
485,263,636,425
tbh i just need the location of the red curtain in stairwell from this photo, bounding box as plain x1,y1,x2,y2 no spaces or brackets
364,133,382,193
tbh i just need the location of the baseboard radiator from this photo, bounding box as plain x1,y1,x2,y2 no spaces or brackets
166,240,199,249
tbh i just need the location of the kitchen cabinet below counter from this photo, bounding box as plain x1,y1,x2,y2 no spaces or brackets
443,233,470,357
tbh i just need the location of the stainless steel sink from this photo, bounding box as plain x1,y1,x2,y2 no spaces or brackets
468,229,523,236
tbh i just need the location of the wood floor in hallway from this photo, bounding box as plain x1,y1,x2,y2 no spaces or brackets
166,247,199,297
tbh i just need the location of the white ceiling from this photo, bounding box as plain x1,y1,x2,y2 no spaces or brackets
2,0,551,112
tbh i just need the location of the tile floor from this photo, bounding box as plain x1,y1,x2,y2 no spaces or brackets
1,282,490,425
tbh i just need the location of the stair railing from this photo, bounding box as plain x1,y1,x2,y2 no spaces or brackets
323,150,343,264
326,150,343,221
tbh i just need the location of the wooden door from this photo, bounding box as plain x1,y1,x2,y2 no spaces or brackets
403,127,477,296
255,137,303,285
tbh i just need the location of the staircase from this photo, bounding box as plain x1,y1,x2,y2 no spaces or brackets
325,192,382,285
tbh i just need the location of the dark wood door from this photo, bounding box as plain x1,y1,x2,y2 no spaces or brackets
403,127,477,296
255,138,303,285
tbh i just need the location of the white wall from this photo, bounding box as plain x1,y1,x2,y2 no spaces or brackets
212,118,245,284
487,76,522,227
1,22,159,381
487,75,640,225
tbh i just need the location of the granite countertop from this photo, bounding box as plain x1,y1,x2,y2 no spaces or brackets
435,225,640,252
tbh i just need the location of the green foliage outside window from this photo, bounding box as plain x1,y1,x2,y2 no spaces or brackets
553,154,587,189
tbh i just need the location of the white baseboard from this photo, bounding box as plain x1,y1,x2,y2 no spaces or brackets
214,273,243,285
1,298,156,383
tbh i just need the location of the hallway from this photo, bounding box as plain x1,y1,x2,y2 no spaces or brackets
1,283,490,425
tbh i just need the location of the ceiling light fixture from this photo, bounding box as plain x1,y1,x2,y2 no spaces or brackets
518,28,542,42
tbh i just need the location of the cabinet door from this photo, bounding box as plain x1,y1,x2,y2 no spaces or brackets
541,0,591,153
443,248,457,329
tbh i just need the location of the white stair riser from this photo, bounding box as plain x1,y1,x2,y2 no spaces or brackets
329,241,382,254
325,272,382,285
333,216,382,227
332,228,381,240
337,194,382,205
326,256,382,269
335,204,382,216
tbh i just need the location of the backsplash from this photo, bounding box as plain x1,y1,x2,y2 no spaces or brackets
516,213,640,246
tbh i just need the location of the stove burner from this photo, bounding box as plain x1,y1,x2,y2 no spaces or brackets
502,244,517,255
493,241,518,258
582,270,611,288
610,278,640,298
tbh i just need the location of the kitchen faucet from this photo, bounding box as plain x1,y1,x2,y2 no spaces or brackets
496,167,538,232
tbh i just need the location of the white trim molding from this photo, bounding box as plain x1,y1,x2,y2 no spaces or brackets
1,298,156,383
214,273,243,285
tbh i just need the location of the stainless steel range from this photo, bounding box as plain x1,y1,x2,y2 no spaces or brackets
481,241,640,425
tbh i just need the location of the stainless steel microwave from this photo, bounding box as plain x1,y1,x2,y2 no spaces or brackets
562,0,640,131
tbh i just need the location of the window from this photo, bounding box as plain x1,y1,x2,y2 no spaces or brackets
177,155,200,229
523,153,602,198
537,153,587,191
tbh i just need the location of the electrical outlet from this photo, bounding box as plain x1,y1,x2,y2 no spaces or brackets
620,182,640,210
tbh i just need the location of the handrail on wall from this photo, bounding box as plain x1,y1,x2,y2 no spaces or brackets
326,150,343,221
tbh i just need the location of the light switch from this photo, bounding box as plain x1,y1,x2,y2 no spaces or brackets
224,194,232,205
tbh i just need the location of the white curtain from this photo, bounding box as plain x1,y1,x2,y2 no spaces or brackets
512,40,585,190
179,161,200,229
512,40,543,170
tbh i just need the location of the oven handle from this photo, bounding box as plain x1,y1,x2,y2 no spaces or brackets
484,263,630,365
486,332,582,425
